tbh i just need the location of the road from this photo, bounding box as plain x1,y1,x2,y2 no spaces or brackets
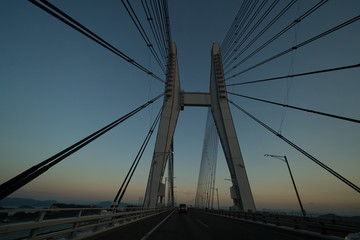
94,208,338,240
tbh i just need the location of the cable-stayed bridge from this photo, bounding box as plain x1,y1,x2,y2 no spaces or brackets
1,0,360,239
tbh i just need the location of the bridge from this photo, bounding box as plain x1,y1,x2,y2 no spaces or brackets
1,0,360,239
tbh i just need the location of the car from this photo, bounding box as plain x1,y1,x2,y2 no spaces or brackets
178,204,187,214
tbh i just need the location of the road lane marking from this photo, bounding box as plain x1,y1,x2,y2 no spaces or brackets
140,209,176,240
195,218,209,228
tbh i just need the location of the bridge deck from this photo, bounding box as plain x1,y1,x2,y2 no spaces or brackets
93,208,338,240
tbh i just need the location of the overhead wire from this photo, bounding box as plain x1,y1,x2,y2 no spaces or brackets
226,14,360,81
0,94,164,200
29,0,165,84
226,63,360,86
228,100,360,194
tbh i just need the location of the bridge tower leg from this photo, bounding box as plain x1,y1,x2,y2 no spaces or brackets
143,42,181,208
210,43,256,212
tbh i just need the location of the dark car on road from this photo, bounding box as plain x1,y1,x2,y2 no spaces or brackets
178,204,187,214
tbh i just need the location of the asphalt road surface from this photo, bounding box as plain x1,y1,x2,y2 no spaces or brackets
95,208,337,240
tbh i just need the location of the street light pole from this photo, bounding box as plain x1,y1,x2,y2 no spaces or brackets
215,188,220,210
283,156,306,217
211,187,220,210
265,154,306,217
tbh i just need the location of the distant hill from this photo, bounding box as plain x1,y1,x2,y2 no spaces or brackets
0,198,130,209
0,197,57,208
96,201,113,208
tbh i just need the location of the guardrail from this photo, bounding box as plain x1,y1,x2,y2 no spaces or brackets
0,207,171,240
198,208,360,238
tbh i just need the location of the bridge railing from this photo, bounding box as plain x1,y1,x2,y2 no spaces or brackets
0,207,171,240
198,208,360,238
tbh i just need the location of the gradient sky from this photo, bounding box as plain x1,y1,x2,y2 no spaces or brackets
1,0,360,216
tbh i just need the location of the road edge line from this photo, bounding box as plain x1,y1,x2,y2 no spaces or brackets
140,209,176,240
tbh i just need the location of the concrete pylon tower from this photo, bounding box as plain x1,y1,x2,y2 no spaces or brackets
210,43,255,211
144,42,256,212
143,42,181,208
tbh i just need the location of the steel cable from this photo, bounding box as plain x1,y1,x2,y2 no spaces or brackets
223,0,279,66
229,100,360,194
221,0,251,55
225,0,328,75
227,63,360,86
228,92,360,124
121,0,166,73
29,0,165,83
226,14,360,80
111,102,164,209
223,0,298,74
142,0,167,63
222,0,260,60
0,94,164,200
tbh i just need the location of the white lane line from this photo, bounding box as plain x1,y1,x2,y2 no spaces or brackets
195,218,209,228
140,209,176,240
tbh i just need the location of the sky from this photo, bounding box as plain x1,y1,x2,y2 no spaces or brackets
1,0,360,216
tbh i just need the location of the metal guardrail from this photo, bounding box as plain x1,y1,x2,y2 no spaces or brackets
198,208,360,238
0,207,171,240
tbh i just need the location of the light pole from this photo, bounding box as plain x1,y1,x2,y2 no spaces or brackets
264,154,306,217
211,187,220,210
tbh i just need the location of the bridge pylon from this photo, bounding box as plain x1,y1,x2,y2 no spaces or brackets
144,42,256,212
143,42,181,208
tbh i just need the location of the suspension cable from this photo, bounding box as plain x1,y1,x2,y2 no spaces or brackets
111,102,164,209
29,0,165,83
149,0,168,60
226,14,360,81
228,92,360,124
0,94,164,200
221,0,250,55
228,99,360,194
222,0,260,59
111,102,165,209
222,0,253,57
121,0,166,73
163,0,172,48
224,0,298,72
225,0,328,74
142,0,167,63
227,63,360,86
222,0,263,61
223,0,278,66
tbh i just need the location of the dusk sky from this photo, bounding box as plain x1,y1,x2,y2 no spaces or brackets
1,1,359,216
